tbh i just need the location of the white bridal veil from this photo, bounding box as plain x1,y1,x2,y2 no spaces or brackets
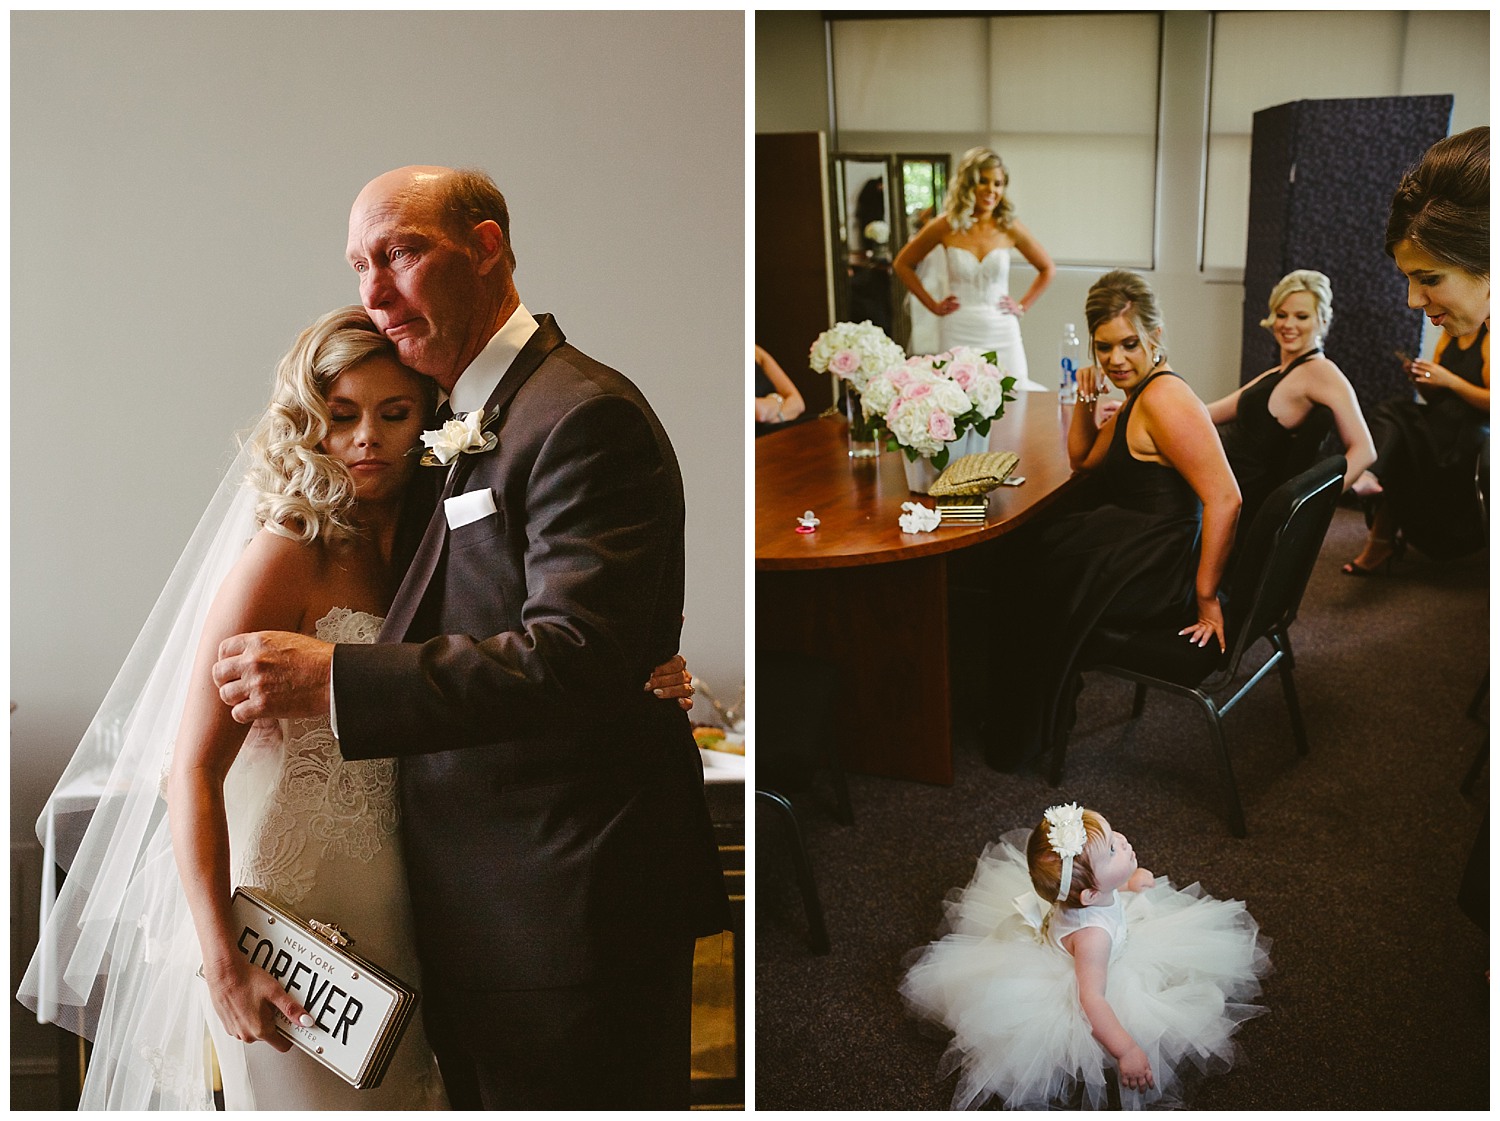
17,442,265,1109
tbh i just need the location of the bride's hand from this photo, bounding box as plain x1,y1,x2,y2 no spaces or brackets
933,295,960,316
997,294,1024,316
645,653,694,711
203,955,312,1053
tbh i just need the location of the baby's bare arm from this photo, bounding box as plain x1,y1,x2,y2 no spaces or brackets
1067,926,1155,1092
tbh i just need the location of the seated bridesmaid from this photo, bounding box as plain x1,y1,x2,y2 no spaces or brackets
985,271,1240,772
754,343,807,438
1346,325,1489,572
1346,126,1490,573
1209,270,1375,533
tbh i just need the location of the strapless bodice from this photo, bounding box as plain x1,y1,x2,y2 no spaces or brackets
945,243,1012,301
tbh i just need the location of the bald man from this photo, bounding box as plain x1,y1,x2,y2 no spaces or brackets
214,166,727,1108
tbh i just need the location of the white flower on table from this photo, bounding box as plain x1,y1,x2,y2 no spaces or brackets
898,501,941,534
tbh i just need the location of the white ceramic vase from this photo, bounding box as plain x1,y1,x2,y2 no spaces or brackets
902,427,989,494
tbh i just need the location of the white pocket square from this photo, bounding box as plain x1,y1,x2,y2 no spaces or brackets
444,488,497,529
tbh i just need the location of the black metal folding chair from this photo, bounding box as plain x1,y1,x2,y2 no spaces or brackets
1061,456,1346,836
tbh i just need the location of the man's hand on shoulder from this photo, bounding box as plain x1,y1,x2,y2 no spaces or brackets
213,631,333,723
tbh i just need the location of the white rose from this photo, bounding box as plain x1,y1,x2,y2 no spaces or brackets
933,379,972,416
888,399,943,457
970,375,1005,418
421,409,495,465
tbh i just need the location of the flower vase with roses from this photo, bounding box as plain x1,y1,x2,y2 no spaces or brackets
863,347,1017,493
809,320,906,458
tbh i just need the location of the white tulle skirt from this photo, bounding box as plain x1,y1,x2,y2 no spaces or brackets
899,833,1271,1110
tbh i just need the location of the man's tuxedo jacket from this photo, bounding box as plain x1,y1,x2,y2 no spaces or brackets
336,314,728,990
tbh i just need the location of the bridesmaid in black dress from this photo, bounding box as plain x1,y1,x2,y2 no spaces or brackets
1345,323,1489,569
1209,270,1375,534
754,343,806,438
1346,126,1490,573
986,271,1241,772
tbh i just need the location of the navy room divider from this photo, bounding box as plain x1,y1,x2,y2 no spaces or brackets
1241,94,1454,418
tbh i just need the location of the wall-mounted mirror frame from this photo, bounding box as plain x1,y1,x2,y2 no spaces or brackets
829,151,950,356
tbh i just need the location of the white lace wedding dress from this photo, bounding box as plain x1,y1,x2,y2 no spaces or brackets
209,607,447,1110
940,245,1046,391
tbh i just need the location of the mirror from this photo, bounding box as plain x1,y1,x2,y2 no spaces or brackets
830,152,950,355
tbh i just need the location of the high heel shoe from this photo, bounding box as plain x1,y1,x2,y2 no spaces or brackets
1341,536,1405,576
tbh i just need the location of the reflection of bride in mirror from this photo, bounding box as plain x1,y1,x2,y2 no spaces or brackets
894,146,1055,386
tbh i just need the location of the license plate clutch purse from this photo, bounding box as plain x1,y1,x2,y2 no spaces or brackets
227,887,420,1089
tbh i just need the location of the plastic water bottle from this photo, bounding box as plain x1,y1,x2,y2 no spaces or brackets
1059,323,1081,404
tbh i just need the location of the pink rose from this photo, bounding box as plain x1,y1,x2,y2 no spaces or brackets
829,349,860,376
946,359,979,389
906,383,931,399
928,412,956,442
888,369,912,388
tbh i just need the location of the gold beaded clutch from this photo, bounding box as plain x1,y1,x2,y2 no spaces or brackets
928,451,1020,497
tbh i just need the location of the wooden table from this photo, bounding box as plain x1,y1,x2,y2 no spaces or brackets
755,393,1081,783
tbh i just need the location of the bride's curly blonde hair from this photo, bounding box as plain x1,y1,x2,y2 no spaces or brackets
247,305,430,546
942,146,1016,233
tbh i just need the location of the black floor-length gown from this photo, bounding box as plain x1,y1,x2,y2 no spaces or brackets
1365,323,1488,559
987,370,1203,771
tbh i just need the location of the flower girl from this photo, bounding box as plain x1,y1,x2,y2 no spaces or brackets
900,804,1270,1109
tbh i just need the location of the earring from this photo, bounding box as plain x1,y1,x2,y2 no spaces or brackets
1150,348,1164,366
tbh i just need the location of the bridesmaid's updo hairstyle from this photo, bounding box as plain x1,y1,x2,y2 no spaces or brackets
1384,125,1489,280
247,305,433,546
1027,808,1107,909
1259,269,1333,336
942,146,1015,232
1085,270,1166,363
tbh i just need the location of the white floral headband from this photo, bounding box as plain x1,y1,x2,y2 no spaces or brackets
1044,803,1088,902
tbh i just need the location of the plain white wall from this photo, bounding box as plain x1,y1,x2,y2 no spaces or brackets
11,10,747,845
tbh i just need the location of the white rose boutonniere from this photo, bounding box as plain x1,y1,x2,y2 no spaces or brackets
420,409,497,467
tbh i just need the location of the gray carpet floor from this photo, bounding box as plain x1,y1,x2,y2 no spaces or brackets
754,505,1489,1110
